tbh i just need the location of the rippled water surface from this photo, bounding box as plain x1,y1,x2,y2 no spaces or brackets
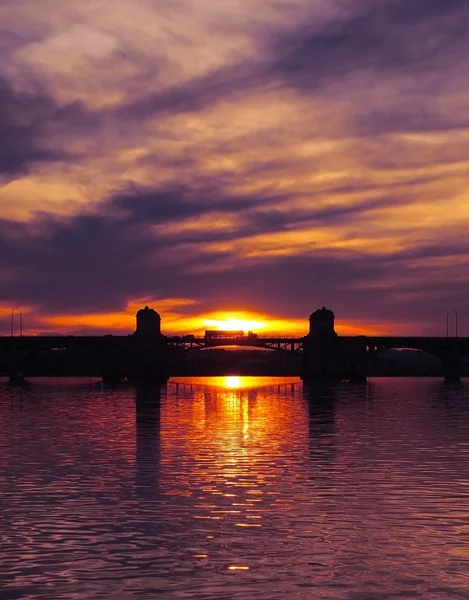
2,377,469,599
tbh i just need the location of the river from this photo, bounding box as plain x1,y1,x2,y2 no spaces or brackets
1,376,469,599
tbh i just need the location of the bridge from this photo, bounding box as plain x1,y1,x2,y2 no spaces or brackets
0,306,468,383
167,334,305,353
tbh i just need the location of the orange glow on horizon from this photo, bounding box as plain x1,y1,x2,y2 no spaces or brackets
0,305,32,317
0,302,420,337
203,315,266,332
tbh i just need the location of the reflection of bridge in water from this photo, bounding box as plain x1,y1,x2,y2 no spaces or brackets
1,305,468,383
168,376,301,394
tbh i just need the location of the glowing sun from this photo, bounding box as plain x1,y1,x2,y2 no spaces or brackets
204,316,266,332
224,376,241,389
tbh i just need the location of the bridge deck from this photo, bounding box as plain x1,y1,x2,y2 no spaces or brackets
0,335,468,343
1,334,468,341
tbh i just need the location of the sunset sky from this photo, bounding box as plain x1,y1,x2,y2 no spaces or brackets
1,0,468,337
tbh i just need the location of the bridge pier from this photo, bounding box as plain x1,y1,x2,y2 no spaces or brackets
441,349,465,382
126,337,170,382
302,307,368,382
127,307,170,382
302,343,368,381
8,369,26,385
444,375,461,382
443,363,462,382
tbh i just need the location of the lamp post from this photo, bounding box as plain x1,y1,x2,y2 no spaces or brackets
446,310,458,338
10,308,23,337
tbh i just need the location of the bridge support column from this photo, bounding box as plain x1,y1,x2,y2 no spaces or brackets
442,349,464,382
8,369,26,385
101,353,128,384
302,338,368,381
114,306,172,382
127,337,170,382
302,307,368,382
443,363,461,382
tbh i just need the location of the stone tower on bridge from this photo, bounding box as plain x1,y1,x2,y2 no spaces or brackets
302,307,367,381
309,306,338,340
125,306,168,381
135,306,162,337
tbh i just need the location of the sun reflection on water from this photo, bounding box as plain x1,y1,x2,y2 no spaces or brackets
179,376,288,390
224,376,241,389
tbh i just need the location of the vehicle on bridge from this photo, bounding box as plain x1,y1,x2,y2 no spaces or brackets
205,330,244,339
204,330,259,340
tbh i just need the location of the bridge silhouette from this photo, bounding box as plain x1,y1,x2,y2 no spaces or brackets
167,334,305,353
0,306,468,383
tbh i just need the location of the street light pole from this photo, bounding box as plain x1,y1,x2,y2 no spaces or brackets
446,310,458,338
9,308,23,337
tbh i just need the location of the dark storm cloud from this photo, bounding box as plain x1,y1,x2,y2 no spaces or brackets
106,0,469,166
107,182,412,248
206,249,469,331
354,103,469,138
0,180,468,336
0,77,95,177
110,185,265,223
0,211,162,312
118,61,259,120
0,183,372,311
0,183,270,312
0,78,62,175
268,0,469,91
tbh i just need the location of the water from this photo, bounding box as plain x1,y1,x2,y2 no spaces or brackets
1,376,469,599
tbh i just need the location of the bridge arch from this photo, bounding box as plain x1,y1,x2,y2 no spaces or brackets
15,344,108,376
172,342,302,376
367,345,445,377
5,340,132,382
167,336,304,355
197,344,275,352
